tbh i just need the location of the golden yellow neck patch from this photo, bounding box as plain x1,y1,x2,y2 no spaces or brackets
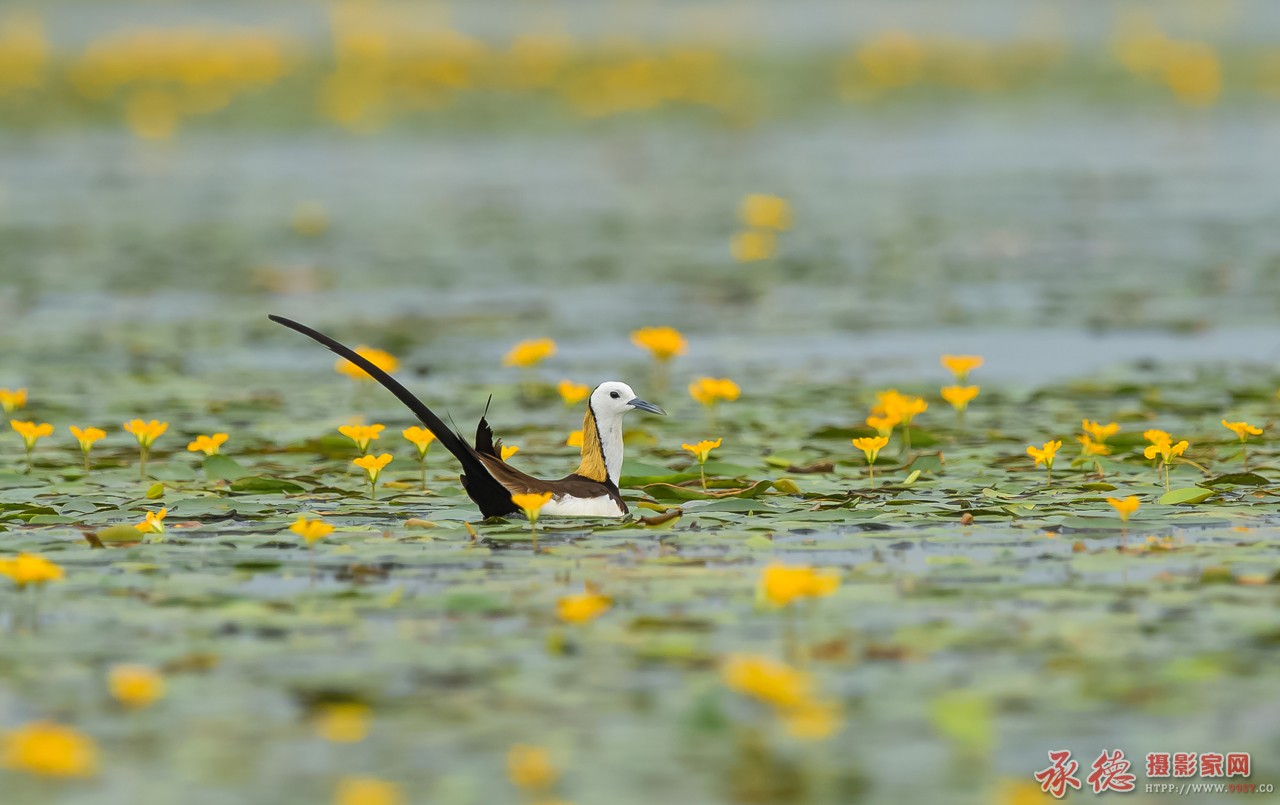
574,405,608,482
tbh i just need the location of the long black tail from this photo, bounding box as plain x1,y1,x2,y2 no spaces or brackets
268,314,516,517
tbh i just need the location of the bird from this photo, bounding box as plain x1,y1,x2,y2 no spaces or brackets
269,314,666,518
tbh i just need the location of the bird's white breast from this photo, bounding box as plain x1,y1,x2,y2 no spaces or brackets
541,493,626,517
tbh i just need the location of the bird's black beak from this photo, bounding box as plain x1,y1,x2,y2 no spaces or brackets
628,398,666,416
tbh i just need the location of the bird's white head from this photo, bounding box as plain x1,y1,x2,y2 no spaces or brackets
590,381,666,421
578,381,665,487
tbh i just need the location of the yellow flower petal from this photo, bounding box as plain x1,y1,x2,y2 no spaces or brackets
556,591,611,624
630,326,688,361
940,354,983,380
335,346,399,381
556,380,590,406
739,194,791,230
681,438,722,464
511,491,553,522
0,721,97,778
108,665,165,709
1106,496,1141,521
940,385,979,410
503,339,557,368
507,744,559,791
759,564,841,607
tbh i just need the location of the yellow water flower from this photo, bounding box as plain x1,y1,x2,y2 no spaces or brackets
556,380,590,406
1106,496,1140,523
353,453,392,498
730,229,775,262
689,377,740,407
781,698,843,741
0,388,27,413
124,418,167,479
866,413,899,437
1076,434,1110,456
402,426,436,456
1026,440,1062,483
507,744,559,791
290,515,334,546
873,390,927,423
630,326,688,362
11,419,53,449
503,338,557,368
1143,439,1188,462
334,776,403,805
760,564,840,607
1082,420,1119,442
940,354,983,381
135,507,167,534
186,432,228,456
852,436,888,463
70,425,107,472
682,438,721,464
721,654,812,709
565,430,583,447
1222,419,1262,441
1026,440,1061,467
1,721,97,778
873,390,927,450
1163,41,1221,107
940,385,979,412
403,426,437,489
721,654,840,739
335,346,399,381
123,418,167,448
313,702,370,743
512,491,553,546
1143,428,1172,446
339,423,385,454
740,194,791,230
108,664,165,709
682,438,721,488
1223,419,1263,469
501,444,520,461
11,419,53,471
556,591,612,624
852,435,889,486
851,31,925,91
1144,437,1188,489
0,553,64,588
512,491,552,524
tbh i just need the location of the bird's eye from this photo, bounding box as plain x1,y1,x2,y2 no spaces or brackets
610,391,620,399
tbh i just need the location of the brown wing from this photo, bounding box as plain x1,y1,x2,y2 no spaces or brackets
476,453,558,495
476,455,627,514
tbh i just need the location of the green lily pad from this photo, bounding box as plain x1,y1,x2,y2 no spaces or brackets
204,454,252,481
229,477,308,494
1159,487,1215,505
643,480,773,501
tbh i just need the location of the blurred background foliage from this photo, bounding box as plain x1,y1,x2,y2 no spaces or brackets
1,0,1279,384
